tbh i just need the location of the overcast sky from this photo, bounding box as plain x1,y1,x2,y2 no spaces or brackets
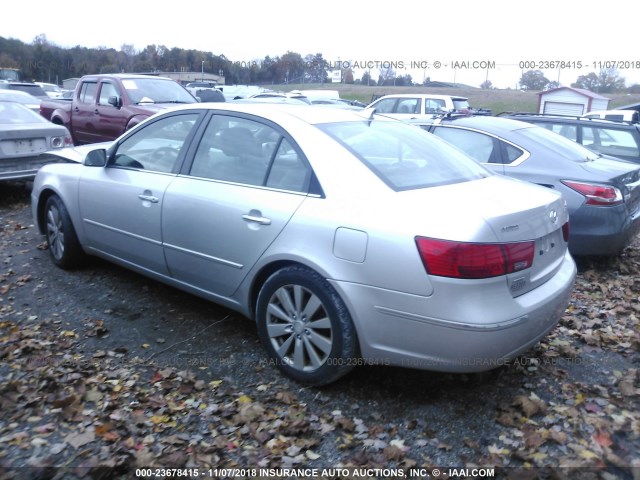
3,0,639,88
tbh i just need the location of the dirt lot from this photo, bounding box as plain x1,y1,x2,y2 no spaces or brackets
0,181,638,480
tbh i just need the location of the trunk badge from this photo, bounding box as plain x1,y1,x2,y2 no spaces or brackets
549,210,558,224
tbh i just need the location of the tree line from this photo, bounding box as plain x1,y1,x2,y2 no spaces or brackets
518,69,638,93
2,34,637,92
0,34,416,87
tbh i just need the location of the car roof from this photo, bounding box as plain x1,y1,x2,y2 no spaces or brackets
168,102,378,125
502,112,637,127
374,93,468,101
82,74,176,81
420,115,536,134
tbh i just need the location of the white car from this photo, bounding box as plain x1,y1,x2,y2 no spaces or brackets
368,93,471,120
35,82,64,99
583,110,639,122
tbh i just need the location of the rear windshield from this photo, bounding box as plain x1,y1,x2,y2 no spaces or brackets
8,84,47,97
517,125,599,162
318,120,490,190
0,102,47,124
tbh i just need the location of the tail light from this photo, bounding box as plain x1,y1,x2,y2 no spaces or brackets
561,180,623,206
415,237,535,279
50,135,73,149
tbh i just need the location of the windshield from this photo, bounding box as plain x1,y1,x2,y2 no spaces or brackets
517,125,599,162
318,120,491,190
121,78,197,104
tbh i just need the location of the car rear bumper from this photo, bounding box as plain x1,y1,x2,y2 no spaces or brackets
0,155,58,181
569,204,640,256
332,250,576,372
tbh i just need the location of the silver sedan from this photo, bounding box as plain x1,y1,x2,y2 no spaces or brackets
0,101,72,181
31,104,576,385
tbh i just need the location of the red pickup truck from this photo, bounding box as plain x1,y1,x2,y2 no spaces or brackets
39,74,197,144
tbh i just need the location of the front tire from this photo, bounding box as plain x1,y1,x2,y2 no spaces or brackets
44,195,85,269
256,266,358,386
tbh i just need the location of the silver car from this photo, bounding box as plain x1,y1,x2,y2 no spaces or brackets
31,104,576,385
0,101,72,181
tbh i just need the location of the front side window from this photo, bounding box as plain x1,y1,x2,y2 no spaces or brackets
319,120,490,190
112,113,199,172
371,98,397,114
395,98,420,114
98,82,119,105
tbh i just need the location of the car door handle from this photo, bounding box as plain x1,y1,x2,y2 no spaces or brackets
242,212,271,225
94,109,99,114
138,194,159,203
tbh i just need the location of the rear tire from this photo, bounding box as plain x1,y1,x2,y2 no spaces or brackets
256,265,358,386
44,195,85,269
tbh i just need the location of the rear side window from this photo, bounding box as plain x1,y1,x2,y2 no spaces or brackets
190,115,310,191
319,120,490,190
79,82,97,104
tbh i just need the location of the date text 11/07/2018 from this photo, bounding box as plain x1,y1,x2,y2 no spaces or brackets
519,60,640,70
134,467,497,478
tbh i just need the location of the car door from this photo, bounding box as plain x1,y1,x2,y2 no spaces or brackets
72,81,99,144
93,80,128,142
77,112,201,275
162,114,310,297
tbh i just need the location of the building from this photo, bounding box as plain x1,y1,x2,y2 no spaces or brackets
537,87,610,115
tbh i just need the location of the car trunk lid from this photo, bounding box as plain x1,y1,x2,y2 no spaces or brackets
401,176,570,297
582,156,640,214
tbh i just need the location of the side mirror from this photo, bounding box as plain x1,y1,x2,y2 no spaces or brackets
84,149,107,167
108,95,122,108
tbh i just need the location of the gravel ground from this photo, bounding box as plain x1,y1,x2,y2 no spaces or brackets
0,181,638,480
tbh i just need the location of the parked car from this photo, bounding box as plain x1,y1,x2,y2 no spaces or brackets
35,82,64,99
193,88,225,103
0,102,72,181
310,98,363,110
368,94,473,120
31,104,576,385
416,115,640,256
248,91,312,104
583,110,639,122
39,74,198,145
0,89,41,113
499,112,640,164
0,82,49,99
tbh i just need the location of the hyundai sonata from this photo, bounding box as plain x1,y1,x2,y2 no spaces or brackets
31,104,576,385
